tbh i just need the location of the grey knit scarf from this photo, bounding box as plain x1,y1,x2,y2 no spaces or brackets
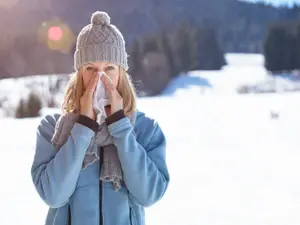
51,111,136,191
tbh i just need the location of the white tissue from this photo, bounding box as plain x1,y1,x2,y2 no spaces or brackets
93,72,110,125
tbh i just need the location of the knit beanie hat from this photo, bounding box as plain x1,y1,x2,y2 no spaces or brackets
74,11,128,71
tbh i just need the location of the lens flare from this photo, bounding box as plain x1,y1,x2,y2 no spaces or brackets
48,26,63,41
38,20,76,53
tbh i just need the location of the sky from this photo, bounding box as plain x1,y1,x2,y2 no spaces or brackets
243,0,300,7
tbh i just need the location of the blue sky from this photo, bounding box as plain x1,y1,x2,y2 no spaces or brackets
243,0,299,7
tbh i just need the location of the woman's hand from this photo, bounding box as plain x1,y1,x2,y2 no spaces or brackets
80,72,99,120
101,73,123,114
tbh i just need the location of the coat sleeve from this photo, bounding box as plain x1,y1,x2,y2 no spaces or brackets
108,115,170,207
31,114,95,208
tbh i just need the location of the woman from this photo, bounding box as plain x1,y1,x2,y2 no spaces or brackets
31,11,170,225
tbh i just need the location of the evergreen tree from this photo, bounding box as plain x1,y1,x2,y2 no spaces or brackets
191,26,206,70
160,30,177,77
287,28,297,71
192,26,225,70
264,22,300,73
293,22,300,70
142,36,161,53
15,92,42,118
174,21,194,73
264,24,286,72
15,99,27,119
205,27,226,70
128,39,143,77
127,38,144,94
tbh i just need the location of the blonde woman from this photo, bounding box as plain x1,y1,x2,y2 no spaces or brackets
31,11,170,225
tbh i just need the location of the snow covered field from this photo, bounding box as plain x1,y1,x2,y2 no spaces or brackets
1,54,300,225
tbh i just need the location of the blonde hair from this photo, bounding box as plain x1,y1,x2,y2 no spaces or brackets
62,66,137,116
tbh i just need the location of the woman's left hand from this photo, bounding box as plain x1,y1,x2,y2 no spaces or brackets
101,74,123,114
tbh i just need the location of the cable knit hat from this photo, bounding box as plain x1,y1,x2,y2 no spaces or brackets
74,11,128,71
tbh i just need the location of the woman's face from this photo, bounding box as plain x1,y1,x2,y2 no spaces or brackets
81,61,119,90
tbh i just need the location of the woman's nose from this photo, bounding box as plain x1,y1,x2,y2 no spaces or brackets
95,64,106,72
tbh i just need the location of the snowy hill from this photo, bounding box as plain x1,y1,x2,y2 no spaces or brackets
1,53,300,118
163,53,300,96
1,54,300,225
0,74,69,117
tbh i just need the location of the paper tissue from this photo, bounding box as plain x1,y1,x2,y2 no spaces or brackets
92,71,111,125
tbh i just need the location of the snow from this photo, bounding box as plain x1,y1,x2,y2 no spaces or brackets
144,93,300,225
0,74,69,117
162,53,300,97
1,53,300,225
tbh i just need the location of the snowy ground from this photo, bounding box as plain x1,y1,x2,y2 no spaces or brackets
145,94,300,225
1,54,300,225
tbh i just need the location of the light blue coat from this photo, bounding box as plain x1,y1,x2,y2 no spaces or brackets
31,111,170,225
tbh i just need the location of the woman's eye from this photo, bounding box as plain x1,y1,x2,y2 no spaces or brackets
106,66,115,71
86,67,96,72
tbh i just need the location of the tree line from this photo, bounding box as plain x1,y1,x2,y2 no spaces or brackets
128,21,226,82
264,21,300,73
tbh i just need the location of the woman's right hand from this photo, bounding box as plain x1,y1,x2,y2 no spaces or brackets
80,72,99,120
